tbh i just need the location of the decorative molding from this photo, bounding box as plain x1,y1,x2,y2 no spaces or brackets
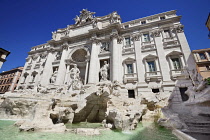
131,34,140,41
61,41,69,50
110,32,118,39
47,48,56,53
32,54,39,60
40,52,48,59
117,36,123,44
151,30,161,37
90,37,100,44
174,25,184,33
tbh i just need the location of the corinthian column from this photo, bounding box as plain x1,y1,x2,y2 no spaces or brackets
88,37,100,84
110,29,122,82
40,48,55,86
55,44,69,85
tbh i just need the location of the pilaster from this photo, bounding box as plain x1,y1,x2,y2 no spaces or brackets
153,30,171,82
55,45,69,85
110,29,122,82
40,49,54,86
133,33,145,83
88,37,100,84
176,27,196,70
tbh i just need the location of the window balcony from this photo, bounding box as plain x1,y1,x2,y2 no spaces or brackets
34,64,40,69
26,65,32,70
141,41,156,52
123,73,138,83
163,37,180,49
52,60,60,66
122,45,135,54
145,71,162,82
170,69,189,80
162,37,177,42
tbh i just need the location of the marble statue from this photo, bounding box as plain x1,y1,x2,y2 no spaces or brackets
55,52,62,60
69,64,80,80
74,9,95,25
99,61,109,81
110,12,121,24
50,69,58,83
37,84,48,94
52,31,57,40
74,15,80,25
112,80,121,97
68,64,82,90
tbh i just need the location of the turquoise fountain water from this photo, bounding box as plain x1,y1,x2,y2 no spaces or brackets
0,120,178,140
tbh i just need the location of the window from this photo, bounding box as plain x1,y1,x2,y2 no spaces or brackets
199,53,206,60
206,66,210,71
101,42,109,52
23,75,28,83
6,85,10,91
147,61,156,72
141,21,146,24
126,64,133,74
125,37,131,46
152,88,159,93
128,90,135,98
179,87,189,101
124,25,129,28
164,30,172,38
32,75,36,82
160,16,165,20
171,58,181,70
143,34,150,42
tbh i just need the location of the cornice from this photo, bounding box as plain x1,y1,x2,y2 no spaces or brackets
122,10,177,26
121,16,181,33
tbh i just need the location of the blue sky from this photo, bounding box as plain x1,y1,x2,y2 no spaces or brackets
0,0,210,72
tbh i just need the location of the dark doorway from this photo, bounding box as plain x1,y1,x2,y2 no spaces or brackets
128,90,135,98
179,87,189,101
152,88,159,93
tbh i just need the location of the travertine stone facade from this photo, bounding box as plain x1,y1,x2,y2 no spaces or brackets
17,10,195,100
0,67,23,94
192,48,210,78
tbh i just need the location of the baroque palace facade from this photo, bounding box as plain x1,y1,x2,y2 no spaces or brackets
17,10,195,100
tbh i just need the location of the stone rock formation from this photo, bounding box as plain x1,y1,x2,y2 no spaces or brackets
0,80,173,134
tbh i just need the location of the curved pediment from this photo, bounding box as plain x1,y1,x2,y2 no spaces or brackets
122,57,135,63
166,51,183,57
143,54,158,60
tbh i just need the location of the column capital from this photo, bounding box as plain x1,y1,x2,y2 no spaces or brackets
172,25,184,33
47,48,56,53
61,41,69,50
90,37,100,44
131,34,140,41
151,29,162,37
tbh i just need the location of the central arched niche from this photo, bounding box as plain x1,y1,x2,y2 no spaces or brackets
71,49,87,62
68,48,89,84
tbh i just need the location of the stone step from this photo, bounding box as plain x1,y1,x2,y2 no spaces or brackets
186,122,210,127
185,120,210,124
182,129,210,135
